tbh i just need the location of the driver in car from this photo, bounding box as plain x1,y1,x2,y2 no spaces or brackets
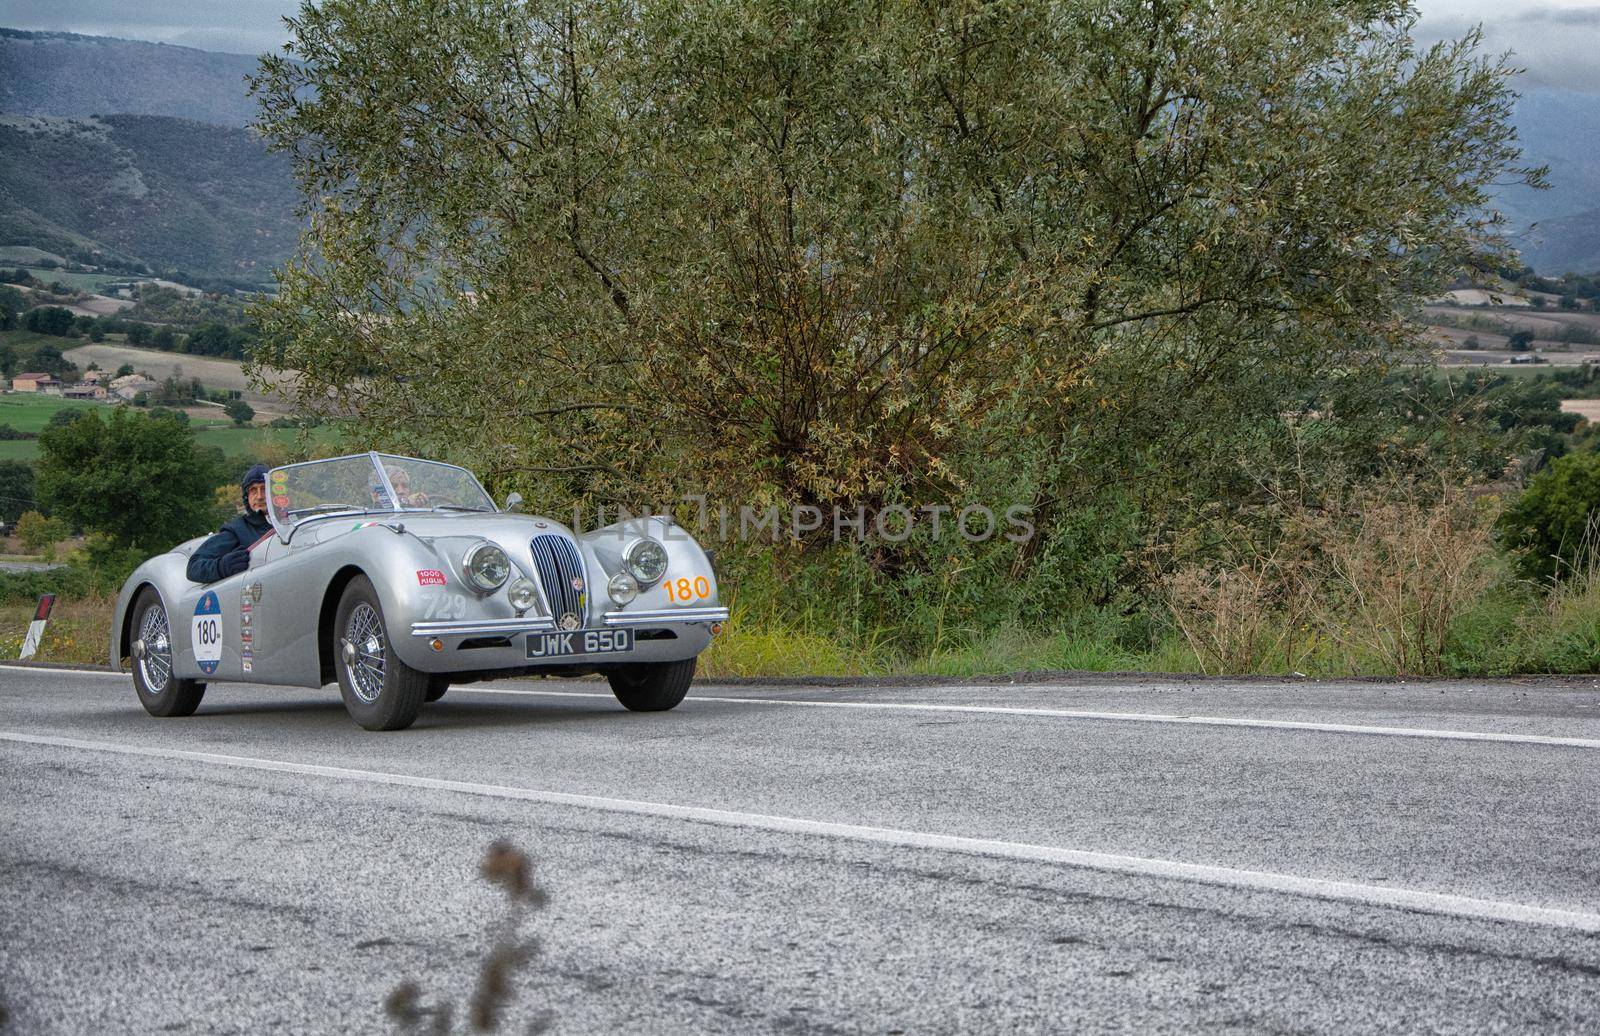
387,467,430,508
187,464,273,583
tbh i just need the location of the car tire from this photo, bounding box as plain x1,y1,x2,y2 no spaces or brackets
130,587,206,718
607,657,695,712
333,575,427,731
425,677,450,703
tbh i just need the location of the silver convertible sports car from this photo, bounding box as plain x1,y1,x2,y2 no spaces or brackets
111,452,727,730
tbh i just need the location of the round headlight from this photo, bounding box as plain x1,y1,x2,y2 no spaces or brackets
608,571,638,605
463,541,510,593
507,577,537,612
624,538,668,585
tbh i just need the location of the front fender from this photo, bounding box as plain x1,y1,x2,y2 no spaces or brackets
579,515,722,619
110,552,194,669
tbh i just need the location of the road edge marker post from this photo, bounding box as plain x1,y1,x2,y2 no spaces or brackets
18,593,56,660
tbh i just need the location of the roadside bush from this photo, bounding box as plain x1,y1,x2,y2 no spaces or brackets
1161,483,1498,676
1164,553,1315,675
0,565,97,605
1308,486,1499,675
14,510,69,558
1498,453,1600,583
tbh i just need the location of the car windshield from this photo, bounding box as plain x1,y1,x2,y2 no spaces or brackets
266,453,496,530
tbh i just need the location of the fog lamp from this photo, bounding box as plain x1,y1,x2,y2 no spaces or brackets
608,571,639,605
507,577,537,612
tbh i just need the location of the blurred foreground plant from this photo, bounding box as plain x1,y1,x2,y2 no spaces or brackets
385,841,553,1035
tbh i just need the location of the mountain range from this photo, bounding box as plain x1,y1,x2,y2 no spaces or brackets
0,26,1596,280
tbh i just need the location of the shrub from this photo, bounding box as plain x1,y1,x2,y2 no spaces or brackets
1164,553,1314,675
14,510,69,557
1498,452,1600,582
22,305,74,336
1304,486,1498,675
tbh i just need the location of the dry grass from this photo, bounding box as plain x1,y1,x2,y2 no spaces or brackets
1163,483,1499,677
0,594,114,664
1163,552,1316,675
1308,487,1498,675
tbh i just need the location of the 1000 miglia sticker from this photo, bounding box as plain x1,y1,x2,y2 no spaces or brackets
192,591,222,675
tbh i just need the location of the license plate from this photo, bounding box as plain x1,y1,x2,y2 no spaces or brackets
526,628,633,659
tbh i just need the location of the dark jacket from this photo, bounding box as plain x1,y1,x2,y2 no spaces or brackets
186,510,273,583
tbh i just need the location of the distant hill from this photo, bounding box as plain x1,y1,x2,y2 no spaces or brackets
1510,208,1600,278
1494,89,1600,229
0,25,1595,278
0,28,261,128
0,114,298,284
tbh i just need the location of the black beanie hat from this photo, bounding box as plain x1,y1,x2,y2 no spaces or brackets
240,463,270,505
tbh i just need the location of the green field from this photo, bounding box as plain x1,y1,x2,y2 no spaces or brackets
0,393,102,434
21,267,133,292
0,246,68,265
0,392,334,462
0,327,75,357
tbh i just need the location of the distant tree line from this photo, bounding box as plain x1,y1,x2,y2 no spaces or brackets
6,302,257,359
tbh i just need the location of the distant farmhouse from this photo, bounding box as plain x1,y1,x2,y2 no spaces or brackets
10,370,117,400
9,372,60,393
109,374,158,402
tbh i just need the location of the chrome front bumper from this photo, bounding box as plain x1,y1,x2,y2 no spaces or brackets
602,606,730,627
410,616,558,638
412,606,727,638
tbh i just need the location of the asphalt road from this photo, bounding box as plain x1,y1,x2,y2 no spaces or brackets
3,666,1600,1034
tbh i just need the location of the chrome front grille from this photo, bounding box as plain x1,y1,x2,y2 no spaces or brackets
529,534,587,626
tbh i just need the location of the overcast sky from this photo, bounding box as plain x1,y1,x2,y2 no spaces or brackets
2,0,1599,91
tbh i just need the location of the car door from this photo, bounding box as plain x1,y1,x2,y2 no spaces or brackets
169,530,278,683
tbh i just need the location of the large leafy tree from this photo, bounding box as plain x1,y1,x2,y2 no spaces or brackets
0,460,35,526
37,410,229,552
252,0,1538,546
1499,452,1600,583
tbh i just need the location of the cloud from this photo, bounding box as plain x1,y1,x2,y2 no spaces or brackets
0,1,297,56
8,1,1600,90
1419,4,1600,91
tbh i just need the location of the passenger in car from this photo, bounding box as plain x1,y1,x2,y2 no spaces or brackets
187,464,273,583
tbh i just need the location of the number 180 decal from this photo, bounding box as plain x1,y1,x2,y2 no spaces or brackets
663,576,712,603
192,590,222,675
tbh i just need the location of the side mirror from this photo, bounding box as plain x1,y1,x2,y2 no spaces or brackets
504,492,524,513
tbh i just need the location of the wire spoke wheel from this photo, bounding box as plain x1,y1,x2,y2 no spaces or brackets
344,602,386,704
137,603,173,693
130,588,205,718
332,575,427,731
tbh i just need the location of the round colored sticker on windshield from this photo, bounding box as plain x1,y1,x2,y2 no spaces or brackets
192,591,222,675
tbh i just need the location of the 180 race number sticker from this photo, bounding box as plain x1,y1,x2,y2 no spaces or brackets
663,576,712,603
192,590,222,675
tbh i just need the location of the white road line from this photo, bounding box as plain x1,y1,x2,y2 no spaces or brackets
0,663,124,679
4,730,1597,933
459,687,1600,751
6,664,1597,749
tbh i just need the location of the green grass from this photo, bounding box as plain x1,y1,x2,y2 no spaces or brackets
0,393,102,433
194,424,336,461
0,327,75,356
22,267,132,292
0,390,337,462
0,246,67,265
0,419,329,463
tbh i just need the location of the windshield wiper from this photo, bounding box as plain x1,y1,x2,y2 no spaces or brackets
432,504,493,512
